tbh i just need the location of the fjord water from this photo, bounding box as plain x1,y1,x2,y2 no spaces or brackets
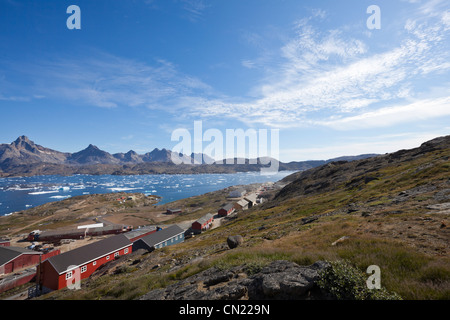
0,171,294,216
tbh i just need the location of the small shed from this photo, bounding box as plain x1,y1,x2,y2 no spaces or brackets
166,208,182,215
218,203,235,217
235,199,249,211
132,225,185,252
192,213,214,232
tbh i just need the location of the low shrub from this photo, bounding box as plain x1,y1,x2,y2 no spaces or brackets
317,260,402,300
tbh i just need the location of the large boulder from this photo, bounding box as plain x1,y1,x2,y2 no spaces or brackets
227,235,244,249
247,260,327,299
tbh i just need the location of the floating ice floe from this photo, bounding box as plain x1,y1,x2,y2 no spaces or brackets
28,191,59,195
109,187,141,192
50,195,71,199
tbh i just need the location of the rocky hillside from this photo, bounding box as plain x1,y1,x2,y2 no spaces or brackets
36,135,449,301
277,135,450,199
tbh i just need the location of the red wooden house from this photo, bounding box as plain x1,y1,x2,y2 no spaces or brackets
39,234,132,291
191,213,214,232
218,203,235,217
0,246,41,275
0,246,60,293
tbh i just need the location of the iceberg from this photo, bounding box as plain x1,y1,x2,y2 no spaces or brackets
29,191,59,195
50,195,71,199
109,187,141,192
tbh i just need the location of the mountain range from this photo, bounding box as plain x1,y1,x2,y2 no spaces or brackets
0,136,377,177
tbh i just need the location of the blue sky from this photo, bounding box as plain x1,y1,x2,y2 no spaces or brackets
0,0,449,162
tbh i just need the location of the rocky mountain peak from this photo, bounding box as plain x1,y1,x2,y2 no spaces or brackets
14,135,31,143
12,135,34,147
86,144,100,151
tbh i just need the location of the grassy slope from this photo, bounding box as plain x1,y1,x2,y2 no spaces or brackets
41,138,450,300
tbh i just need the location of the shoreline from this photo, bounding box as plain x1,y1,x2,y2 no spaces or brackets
0,171,294,218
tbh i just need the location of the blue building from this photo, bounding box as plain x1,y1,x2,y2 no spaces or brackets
132,225,185,252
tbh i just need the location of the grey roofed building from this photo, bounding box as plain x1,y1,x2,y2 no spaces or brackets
133,225,184,251
228,188,246,198
123,225,157,242
45,234,131,274
244,193,258,207
166,208,182,214
195,213,214,226
222,203,234,211
218,203,235,217
235,198,249,210
0,246,39,266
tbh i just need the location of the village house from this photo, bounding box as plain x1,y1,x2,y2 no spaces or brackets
218,203,235,217
191,213,214,233
132,225,185,252
235,199,250,211
39,234,132,291
0,246,42,276
227,188,246,198
0,246,60,293
244,193,258,208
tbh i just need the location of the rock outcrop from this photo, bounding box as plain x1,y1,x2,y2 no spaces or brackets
140,260,329,300
226,235,244,249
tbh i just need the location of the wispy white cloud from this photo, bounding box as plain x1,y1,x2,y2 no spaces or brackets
318,96,450,130
180,0,209,22
186,5,450,128
0,94,29,102
1,3,449,133
21,52,214,111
